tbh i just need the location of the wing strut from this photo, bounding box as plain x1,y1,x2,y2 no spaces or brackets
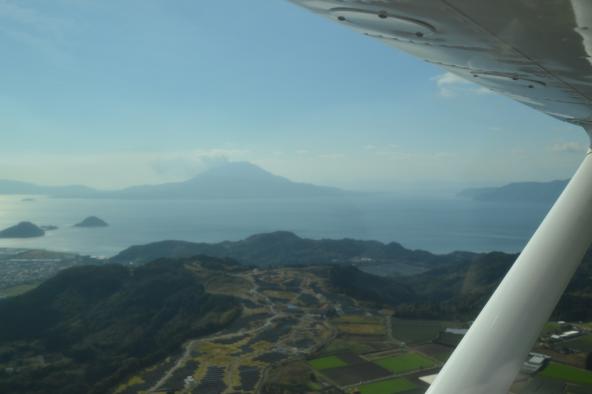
428,140,592,394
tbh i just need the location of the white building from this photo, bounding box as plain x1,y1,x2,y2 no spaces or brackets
550,330,581,341
445,328,468,336
522,352,550,373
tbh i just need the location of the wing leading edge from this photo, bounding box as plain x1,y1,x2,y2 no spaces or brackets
290,0,592,127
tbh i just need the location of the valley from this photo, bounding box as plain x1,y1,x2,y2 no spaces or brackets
110,260,592,394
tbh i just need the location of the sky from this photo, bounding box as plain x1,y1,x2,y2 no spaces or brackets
0,0,588,193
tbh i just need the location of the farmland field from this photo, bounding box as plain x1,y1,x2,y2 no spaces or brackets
337,353,366,365
374,353,436,374
337,323,385,336
391,319,461,344
436,332,463,347
0,282,40,298
322,363,391,386
321,338,377,355
338,314,382,324
308,356,347,370
413,344,453,362
359,377,417,394
562,334,592,352
539,362,592,385
517,376,566,394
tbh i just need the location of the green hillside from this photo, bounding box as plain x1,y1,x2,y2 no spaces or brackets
0,259,240,394
111,231,477,267
330,250,592,321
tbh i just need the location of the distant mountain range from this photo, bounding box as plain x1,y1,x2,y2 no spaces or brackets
459,179,568,203
0,179,97,197
0,162,342,199
111,230,478,269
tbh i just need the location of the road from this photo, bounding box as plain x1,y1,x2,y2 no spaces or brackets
148,272,280,393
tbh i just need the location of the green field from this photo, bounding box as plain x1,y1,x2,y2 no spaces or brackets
374,353,435,374
308,355,347,370
391,319,461,344
430,349,453,362
359,378,417,394
539,362,592,385
0,282,40,298
414,344,453,362
562,334,592,352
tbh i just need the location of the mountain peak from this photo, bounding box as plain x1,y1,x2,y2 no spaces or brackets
145,160,342,199
74,216,109,228
244,231,302,243
0,161,342,200
190,161,280,181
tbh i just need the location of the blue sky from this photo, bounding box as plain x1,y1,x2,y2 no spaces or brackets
0,0,587,192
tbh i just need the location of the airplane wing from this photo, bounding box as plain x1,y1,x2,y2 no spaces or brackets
289,1,592,393
290,0,592,127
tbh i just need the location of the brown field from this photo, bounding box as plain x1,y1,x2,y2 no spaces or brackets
266,361,315,386
413,344,453,362
321,338,378,355
337,323,385,336
338,314,382,324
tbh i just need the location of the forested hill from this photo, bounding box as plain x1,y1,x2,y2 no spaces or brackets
330,250,592,321
0,258,240,394
111,231,478,267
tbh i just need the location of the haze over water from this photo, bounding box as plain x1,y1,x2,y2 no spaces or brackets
0,194,550,257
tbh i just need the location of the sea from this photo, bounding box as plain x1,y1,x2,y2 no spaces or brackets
0,194,552,258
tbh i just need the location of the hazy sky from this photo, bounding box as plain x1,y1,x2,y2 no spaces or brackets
0,0,588,192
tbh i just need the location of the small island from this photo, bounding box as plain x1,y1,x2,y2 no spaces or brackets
0,222,45,238
74,216,108,228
